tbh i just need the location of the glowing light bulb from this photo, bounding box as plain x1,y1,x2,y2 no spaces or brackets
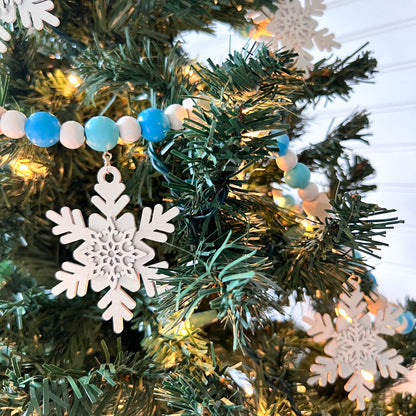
361,370,374,382
244,385,254,397
335,307,353,323
68,74,81,86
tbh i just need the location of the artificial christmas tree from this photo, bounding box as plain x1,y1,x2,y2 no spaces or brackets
0,1,414,415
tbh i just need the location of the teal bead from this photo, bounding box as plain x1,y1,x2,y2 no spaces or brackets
276,194,296,208
284,163,311,189
85,116,119,152
137,108,170,142
25,112,60,147
397,311,415,335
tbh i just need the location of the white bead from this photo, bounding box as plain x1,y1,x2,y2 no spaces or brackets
116,116,141,143
0,106,7,134
276,150,297,171
60,121,85,149
164,104,188,130
1,110,27,139
302,192,331,220
298,182,319,201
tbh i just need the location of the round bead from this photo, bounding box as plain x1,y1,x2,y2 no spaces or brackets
276,133,290,156
276,150,297,171
396,311,415,335
275,194,296,208
85,116,119,152
302,192,331,220
164,104,188,130
1,110,27,139
368,272,377,289
298,182,319,201
284,163,311,189
116,116,141,143
137,108,170,142
0,107,7,135
25,112,60,147
59,121,85,149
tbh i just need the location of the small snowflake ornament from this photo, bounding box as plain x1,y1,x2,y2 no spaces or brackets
46,165,179,333
0,0,59,53
248,0,340,76
304,277,408,410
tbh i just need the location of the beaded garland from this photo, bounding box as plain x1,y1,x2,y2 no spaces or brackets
273,131,332,220
0,102,188,151
0,98,330,219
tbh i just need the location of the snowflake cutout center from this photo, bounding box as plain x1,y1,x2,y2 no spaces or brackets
86,219,143,290
336,321,378,370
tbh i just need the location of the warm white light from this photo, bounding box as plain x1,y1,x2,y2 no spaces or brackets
68,74,81,86
335,307,353,323
297,384,306,393
244,385,254,397
361,370,374,382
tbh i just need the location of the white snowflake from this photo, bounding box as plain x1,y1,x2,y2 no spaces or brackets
46,165,179,333
250,0,340,76
0,0,59,53
303,278,408,410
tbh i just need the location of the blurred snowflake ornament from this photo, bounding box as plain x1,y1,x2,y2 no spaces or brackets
304,276,408,410
248,0,340,76
46,162,179,333
0,0,59,53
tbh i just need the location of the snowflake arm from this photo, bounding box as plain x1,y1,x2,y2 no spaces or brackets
308,355,338,387
344,372,374,411
338,285,367,319
91,166,130,219
304,312,335,342
377,349,407,379
46,207,91,244
304,0,326,16
313,28,341,51
135,205,180,243
374,303,403,335
0,0,59,52
98,286,136,334
52,261,90,299
0,25,10,53
18,0,59,30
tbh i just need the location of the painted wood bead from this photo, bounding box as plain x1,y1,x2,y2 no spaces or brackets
85,116,119,151
298,182,319,201
1,110,27,139
25,112,60,147
137,108,170,142
302,192,331,220
60,120,85,149
117,116,141,143
276,150,298,171
164,104,188,130
284,163,311,189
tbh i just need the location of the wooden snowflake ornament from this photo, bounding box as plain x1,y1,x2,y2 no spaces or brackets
0,0,60,53
248,0,340,76
46,165,179,333
304,278,408,410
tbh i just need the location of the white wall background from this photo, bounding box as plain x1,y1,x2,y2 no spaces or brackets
181,0,416,303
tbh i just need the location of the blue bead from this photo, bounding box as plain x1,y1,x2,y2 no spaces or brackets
368,272,377,288
397,311,415,335
137,108,170,142
284,163,311,189
25,112,60,147
276,133,290,156
85,116,119,152
276,194,296,208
